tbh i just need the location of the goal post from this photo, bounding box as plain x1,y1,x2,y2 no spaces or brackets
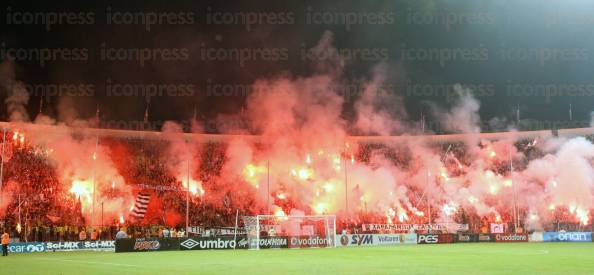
243,215,337,250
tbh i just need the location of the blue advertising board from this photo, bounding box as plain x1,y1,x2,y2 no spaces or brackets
543,232,592,242
8,240,115,253
8,242,46,253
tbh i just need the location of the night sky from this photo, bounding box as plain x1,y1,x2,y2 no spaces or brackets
1,0,593,133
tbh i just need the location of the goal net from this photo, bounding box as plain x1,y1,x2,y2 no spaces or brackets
242,215,336,250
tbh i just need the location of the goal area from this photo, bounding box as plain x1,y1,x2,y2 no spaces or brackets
242,215,337,250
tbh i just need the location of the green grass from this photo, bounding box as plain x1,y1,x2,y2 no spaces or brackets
4,243,594,275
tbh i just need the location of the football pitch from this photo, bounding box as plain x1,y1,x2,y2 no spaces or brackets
4,243,594,275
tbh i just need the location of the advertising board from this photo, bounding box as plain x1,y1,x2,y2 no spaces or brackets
493,234,528,242
9,240,115,253
337,234,417,247
543,232,592,242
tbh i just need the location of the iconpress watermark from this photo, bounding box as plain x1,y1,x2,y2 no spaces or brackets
205,7,295,31
300,43,388,63
2,81,94,101
0,42,88,67
498,47,589,66
405,83,495,103
198,43,289,67
105,79,195,101
405,9,495,31
4,6,94,31
105,6,195,31
99,43,189,67
505,82,594,103
305,7,395,31
399,44,488,67
204,78,396,104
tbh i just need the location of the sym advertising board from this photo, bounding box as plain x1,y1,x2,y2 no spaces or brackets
336,234,417,247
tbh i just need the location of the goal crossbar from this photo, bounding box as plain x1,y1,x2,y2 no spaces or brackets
243,215,337,250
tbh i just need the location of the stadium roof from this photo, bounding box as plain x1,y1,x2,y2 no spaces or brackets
0,121,592,144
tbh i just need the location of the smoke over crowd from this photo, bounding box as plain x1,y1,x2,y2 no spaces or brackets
1,32,593,235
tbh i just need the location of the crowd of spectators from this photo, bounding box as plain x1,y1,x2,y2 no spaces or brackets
1,133,592,241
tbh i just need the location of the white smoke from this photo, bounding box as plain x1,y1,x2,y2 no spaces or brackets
0,61,30,122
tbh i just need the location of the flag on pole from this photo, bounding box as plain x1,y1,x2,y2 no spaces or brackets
421,113,425,133
144,104,149,124
516,104,520,123
39,97,44,114
193,104,197,121
131,192,151,220
144,96,151,124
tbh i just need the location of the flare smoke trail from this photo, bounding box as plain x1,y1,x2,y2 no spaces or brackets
216,33,594,229
0,33,593,230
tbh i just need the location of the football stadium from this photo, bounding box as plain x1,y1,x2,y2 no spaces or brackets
2,1,594,274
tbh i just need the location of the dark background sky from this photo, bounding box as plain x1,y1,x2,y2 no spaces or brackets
1,0,593,133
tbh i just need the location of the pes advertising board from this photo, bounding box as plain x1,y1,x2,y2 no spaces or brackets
417,234,455,244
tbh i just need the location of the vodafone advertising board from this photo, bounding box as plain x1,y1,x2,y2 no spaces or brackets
289,236,333,248
493,234,528,242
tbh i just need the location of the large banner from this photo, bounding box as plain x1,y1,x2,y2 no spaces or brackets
543,232,592,242
490,223,505,234
187,226,247,236
9,240,115,253
493,234,528,242
336,234,417,247
362,224,468,232
115,238,180,253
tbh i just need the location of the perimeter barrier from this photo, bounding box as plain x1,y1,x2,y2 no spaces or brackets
115,236,292,252
12,232,592,253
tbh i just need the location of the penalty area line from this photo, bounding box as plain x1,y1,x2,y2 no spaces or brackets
39,258,140,268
